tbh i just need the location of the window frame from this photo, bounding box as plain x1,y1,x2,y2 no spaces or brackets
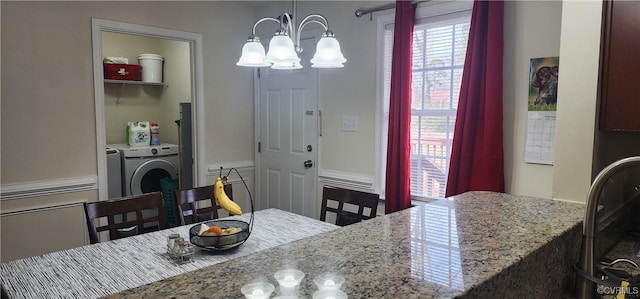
374,1,473,201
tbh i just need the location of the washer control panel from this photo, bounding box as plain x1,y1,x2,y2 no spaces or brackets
108,144,178,158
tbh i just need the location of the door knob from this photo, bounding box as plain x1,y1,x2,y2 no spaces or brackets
304,160,314,168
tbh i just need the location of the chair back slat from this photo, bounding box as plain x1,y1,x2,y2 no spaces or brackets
320,186,379,226
83,192,166,244
174,184,234,225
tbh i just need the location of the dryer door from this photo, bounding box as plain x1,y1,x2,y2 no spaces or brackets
129,159,178,195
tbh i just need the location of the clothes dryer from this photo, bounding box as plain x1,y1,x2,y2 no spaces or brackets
108,143,179,196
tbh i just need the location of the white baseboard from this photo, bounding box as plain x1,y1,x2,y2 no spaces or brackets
1,176,98,201
318,169,375,193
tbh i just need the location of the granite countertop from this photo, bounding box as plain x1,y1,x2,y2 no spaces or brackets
602,236,640,279
107,191,586,298
594,236,640,299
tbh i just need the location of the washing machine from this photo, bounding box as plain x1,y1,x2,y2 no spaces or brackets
107,143,179,196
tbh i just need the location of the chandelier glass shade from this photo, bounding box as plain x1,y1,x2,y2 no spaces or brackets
236,1,346,70
310,34,346,68
264,32,301,66
236,38,272,67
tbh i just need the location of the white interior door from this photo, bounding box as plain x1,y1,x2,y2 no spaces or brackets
257,37,318,219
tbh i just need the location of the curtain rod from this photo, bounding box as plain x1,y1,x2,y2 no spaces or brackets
355,1,430,18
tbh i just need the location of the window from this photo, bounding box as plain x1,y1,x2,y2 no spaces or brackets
379,8,471,201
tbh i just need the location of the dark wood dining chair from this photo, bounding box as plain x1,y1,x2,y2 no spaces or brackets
174,184,233,225
320,186,380,226
83,192,166,244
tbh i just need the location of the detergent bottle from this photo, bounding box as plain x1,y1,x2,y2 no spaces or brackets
150,123,160,146
126,121,150,147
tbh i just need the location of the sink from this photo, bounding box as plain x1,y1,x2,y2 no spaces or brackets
576,156,640,299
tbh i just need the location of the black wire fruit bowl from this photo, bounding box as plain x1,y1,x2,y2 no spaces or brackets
189,167,255,251
189,219,250,251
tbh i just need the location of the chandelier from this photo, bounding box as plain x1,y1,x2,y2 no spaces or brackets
236,1,346,70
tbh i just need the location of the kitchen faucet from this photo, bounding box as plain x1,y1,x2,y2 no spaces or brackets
576,156,640,299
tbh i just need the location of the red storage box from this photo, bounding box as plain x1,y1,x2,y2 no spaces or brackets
103,63,142,81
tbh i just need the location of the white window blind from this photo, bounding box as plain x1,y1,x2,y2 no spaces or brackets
382,12,471,200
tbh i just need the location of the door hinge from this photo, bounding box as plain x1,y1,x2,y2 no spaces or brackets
258,141,261,153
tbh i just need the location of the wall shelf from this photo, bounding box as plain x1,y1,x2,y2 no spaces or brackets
104,79,169,86
104,79,169,104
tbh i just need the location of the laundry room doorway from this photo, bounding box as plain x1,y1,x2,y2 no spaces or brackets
92,18,205,201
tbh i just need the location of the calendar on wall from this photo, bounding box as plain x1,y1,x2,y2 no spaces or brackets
525,111,556,165
525,56,559,165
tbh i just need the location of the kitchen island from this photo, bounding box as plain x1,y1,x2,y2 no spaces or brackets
107,191,585,298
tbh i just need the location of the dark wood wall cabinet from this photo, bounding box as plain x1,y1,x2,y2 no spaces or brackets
598,0,640,131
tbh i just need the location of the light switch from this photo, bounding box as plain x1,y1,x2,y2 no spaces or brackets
342,116,358,132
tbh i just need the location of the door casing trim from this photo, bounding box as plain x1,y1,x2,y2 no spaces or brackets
91,18,205,201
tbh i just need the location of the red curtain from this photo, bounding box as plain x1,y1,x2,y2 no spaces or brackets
385,0,415,214
445,0,505,197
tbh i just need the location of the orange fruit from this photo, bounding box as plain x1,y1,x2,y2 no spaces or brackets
206,226,223,236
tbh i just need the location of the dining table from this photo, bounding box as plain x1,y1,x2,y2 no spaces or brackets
0,208,338,299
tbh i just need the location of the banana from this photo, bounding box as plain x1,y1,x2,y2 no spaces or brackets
214,177,242,215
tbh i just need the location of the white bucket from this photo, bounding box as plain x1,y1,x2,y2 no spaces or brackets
138,54,164,83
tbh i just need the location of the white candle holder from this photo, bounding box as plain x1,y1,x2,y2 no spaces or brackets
274,268,305,289
313,273,345,291
312,289,348,299
241,281,275,299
